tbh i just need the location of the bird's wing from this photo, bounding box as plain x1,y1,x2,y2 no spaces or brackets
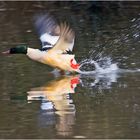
34,13,60,49
51,22,75,53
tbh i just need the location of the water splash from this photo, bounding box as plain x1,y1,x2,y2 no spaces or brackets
78,56,140,75
78,57,118,75
77,57,140,90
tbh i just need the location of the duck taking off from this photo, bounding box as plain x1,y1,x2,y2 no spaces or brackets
2,13,80,73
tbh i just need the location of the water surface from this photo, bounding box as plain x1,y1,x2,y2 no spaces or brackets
0,2,140,139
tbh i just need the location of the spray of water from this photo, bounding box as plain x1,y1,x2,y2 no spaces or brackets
77,57,140,90
77,57,118,75
78,56,140,75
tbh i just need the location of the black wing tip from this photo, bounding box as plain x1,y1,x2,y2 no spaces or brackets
62,49,74,54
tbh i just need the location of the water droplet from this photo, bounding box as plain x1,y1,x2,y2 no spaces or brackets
74,135,86,139
131,18,136,22
26,30,32,33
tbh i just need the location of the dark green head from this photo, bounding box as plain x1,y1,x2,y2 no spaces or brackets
10,45,28,54
2,45,28,54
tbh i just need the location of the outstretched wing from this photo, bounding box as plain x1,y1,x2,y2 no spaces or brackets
34,13,60,49
51,22,75,53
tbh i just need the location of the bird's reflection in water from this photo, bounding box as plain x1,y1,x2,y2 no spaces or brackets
27,75,80,136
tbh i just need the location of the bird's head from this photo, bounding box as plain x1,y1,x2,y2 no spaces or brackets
2,45,28,55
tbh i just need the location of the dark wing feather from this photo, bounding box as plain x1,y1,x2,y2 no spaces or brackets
34,13,60,48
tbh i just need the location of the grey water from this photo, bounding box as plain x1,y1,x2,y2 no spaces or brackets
0,1,140,139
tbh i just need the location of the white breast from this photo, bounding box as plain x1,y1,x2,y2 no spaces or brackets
26,48,45,62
